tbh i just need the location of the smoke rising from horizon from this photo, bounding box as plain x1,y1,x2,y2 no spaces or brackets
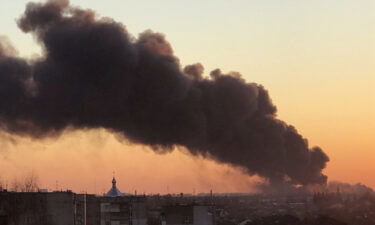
0,0,329,187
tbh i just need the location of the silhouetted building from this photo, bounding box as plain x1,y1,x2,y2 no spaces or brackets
0,177,147,225
0,191,75,225
161,204,214,225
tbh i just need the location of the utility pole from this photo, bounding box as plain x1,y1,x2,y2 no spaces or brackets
129,196,133,225
84,193,87,225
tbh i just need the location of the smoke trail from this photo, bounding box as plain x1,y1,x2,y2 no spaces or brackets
0,0,329,186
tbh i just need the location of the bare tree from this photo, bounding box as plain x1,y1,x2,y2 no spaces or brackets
0,176,4,190
21,172,39,192
9,172,39,192
10,177,21,192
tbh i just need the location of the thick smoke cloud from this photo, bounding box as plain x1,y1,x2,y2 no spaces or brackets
0,0,329,186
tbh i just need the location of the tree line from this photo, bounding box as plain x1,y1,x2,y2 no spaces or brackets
0,172,39,192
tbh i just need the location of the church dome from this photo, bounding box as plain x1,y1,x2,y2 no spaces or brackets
105,176,124,197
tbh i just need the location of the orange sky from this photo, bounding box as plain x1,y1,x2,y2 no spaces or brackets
0,130,260,194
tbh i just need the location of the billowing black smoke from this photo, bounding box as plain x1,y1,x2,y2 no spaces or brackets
0,0,329,186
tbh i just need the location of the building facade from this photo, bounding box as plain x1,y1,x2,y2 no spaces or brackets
0,177,214,225
161,205,214,225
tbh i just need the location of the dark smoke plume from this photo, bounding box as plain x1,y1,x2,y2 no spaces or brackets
0,0,329,186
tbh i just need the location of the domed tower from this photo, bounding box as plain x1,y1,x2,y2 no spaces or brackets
105,176,124,197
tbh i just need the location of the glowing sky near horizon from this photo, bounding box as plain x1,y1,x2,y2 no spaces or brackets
0,0,374,193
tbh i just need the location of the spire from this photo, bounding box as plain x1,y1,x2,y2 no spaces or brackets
112,170,116,188
106,172,124,197
112,176,117,188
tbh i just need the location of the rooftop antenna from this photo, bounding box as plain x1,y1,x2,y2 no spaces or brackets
94,176,96,194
